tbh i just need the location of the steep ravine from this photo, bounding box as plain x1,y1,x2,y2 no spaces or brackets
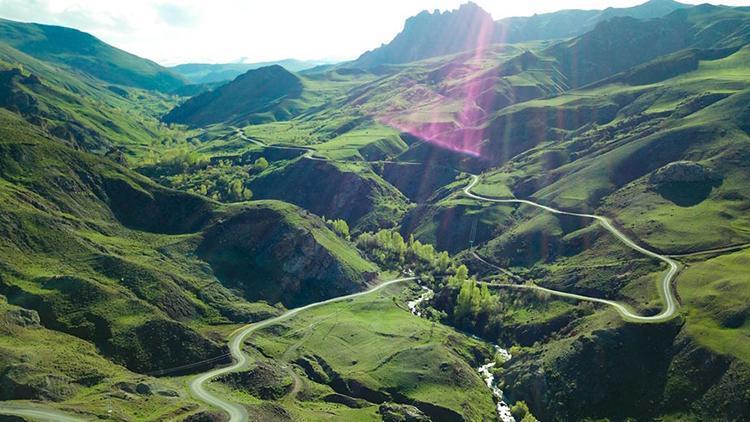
408,285,517,422
502,319,750,421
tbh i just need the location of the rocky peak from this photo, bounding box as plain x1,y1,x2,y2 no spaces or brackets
354,2,495,67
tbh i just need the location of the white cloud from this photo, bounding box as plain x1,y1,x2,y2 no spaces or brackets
154,2,200,27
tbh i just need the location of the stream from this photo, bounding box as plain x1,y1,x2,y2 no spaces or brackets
477,345,514,422
408,284,516,422
407,285,434,317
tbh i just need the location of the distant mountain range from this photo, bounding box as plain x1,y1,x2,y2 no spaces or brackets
495,0,690,43
171,59,335,84
354,0,689,67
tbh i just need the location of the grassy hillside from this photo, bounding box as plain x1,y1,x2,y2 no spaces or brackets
164,65,305,126
2,3,750,421
0,18,184,92
0,111,379,398
248,157,411,232
471,45,750,252
0,40,196,164
245,282,497,421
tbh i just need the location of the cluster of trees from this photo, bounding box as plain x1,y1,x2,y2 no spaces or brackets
155,149,210,174
164,160,253,202
453,278,496,324
356,230,453,274
325,218,350,240
155,155,275,203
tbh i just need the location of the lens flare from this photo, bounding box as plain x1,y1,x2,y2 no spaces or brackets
375,5,504,158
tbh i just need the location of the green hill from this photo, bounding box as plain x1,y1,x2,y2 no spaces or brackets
163,65,305,126
0,110,377,384
0,18,185,92
0,40,190,162
495,0,689,43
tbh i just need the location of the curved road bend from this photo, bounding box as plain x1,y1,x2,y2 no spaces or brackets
190,277,416,422
463,174,680,323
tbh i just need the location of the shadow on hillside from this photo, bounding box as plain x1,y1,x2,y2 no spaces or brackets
655,180,721,207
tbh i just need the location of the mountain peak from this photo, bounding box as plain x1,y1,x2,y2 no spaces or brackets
354,2,494,67
163,64,302,126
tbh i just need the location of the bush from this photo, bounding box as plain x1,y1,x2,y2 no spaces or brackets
509,401,539,421
329,219,350,240
253,157,269,171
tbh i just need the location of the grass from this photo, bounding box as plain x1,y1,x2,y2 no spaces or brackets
0,112,386,418
0,298,199,421
0,18,185,92
312,125,406,161
247,282,497,421
0,10,749,421
678,248,750,363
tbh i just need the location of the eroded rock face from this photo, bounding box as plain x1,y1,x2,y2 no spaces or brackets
4,308,40,328
198,204,376,307
217,362,292,400
0,364,77,401
378,402,430,422
649,161,721,186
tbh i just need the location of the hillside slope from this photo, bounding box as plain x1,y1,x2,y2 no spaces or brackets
0,18,184,92
496,0,688,43
0,111,377,381
164,65,304,126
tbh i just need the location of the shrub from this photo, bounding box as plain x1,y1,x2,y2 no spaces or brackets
329,219,350,240
253,157,269,171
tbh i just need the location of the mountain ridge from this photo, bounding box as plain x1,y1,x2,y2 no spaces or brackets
353,0,690,68
0,18,185,92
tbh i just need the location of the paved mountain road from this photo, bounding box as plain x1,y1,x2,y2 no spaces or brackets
189,277,415,422
464,174,680,323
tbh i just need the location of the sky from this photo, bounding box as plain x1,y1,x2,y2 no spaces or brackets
0,0,748,66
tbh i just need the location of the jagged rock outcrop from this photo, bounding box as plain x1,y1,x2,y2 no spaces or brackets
649,161,721,185
379,402,430,422
354,2,495,68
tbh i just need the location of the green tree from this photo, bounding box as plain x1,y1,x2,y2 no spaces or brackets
330,219,350,240
253,157,269,171
454,280,481,321
511,401,538,421
229,179,252,201
435,251,451,273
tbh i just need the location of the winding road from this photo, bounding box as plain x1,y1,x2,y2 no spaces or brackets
189,277,415,422
463,174,680,323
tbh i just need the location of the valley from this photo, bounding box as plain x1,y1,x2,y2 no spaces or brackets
0,0,749,421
